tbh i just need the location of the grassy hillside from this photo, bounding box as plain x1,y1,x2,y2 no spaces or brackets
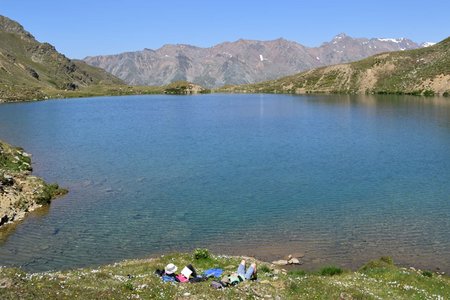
218,37,450,96
0,251,448,299
0,15,123,101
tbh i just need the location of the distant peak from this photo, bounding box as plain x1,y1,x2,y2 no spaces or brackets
333,33,348,39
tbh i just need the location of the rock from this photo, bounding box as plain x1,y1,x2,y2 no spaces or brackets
183,292,191,297
272,260,289,266
288,258,302,265
0,215,9,226
0,278,13,289
340,292,353,299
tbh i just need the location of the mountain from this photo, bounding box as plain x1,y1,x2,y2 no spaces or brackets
219,37,450,96
0,15,123,101
84,34,424,88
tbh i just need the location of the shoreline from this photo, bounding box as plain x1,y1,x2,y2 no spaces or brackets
1,251,448,299
0,140,67,228
1,83,448,105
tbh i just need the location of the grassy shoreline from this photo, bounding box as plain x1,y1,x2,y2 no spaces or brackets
0,250,448,299
0,81,211,103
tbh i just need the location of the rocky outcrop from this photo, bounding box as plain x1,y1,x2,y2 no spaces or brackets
0,140,67,227
163,81,210,95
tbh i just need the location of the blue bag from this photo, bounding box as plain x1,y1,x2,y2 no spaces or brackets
162,275,177,282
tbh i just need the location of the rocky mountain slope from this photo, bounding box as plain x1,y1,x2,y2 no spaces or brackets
0,15,123,101
84,34,426,88
219,37,450,96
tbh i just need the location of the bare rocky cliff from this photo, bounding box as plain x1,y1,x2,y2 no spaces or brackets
84,34,424,88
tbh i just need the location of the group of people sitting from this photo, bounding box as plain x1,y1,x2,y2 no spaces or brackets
155,259,257,288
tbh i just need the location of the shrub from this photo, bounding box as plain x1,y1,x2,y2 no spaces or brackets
380,256,394,265
193,248,210,260
422,270,433,278
319,266,343,276
360,257,395,272
36,183,68,205
423,90,435,96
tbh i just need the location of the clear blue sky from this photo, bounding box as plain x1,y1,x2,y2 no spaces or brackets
1,0,449,59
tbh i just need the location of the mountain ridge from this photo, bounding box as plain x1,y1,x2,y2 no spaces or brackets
84,34,428,88
218,37,450,96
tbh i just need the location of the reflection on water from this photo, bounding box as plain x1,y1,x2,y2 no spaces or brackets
0,94,449,272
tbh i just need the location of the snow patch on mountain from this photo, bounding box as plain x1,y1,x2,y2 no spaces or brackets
377,38,404,43
421,42,436,47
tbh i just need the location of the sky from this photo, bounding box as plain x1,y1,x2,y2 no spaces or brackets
1,0,450,59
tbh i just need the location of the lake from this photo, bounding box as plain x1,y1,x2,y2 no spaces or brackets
0,94,449,273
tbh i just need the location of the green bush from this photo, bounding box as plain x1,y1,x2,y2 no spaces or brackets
360,257,395,272
36,183,68,205
193,248,210,260
380,256,394,265
423,90,435,96
422,271,433,278
319,266,343,276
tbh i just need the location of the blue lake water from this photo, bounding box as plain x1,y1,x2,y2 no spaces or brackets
0,94,449,272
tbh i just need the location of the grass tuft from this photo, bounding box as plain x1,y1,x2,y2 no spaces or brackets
319,266,343,276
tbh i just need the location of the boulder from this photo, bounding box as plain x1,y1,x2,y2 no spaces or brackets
271,260,288,266
288,258,302,265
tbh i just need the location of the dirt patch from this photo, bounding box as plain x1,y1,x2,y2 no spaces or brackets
419,75,450,94
359,62,396,92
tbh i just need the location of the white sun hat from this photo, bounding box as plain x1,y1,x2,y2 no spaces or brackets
164,263,178,275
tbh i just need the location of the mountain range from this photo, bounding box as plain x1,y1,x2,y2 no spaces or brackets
84,34,432,88
219,37,450,96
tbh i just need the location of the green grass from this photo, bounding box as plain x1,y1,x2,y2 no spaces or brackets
0,142,32,172
35,183,68,205
0,253,448,299
319,266,344,276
